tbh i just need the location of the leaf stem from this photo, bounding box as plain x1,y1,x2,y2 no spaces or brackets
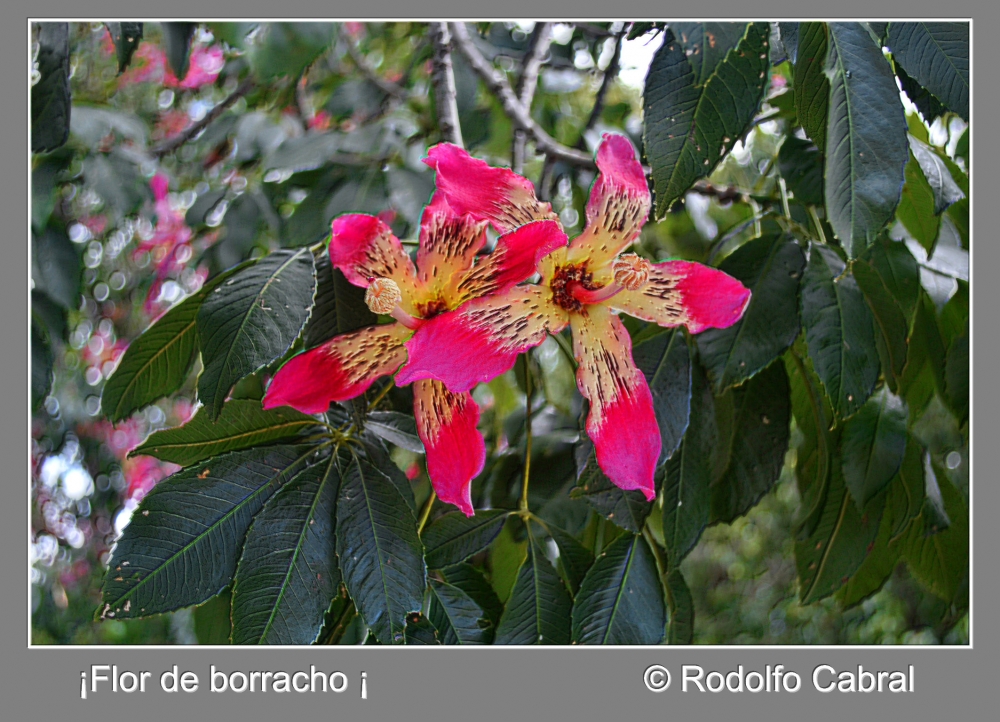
519,355,534,513
417,490,437,534
807,204,828,245
368,379,395,410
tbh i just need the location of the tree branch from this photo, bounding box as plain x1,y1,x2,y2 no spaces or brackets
339,25,413,101
450,22,594,167
151,78,254,158
512,23,553,173
429,22,463,147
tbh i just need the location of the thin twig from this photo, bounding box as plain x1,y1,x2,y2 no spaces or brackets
512,22,554,173
151,78,254,158
451,22,594,168
429,22,464,147
339,25,413,101
575,30,624,150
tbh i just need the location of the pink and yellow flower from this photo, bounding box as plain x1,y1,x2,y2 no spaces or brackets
396,134,752,501
263,190,564,515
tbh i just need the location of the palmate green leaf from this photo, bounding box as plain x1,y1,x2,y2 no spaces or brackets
193,589,233,644
440,563,504,629
661,362,715,568
571,534,665,645
99,445,315,620
696,233,805,394
231,452,341,644
31,23,70,153
366,411,424,454
710,360,792,523
896,151,940,253
198,248,317,418
102,261,255,422
899,292,947,420
794,22,829,150
778,22,799,63
777,135,824,206
404,613,441,645
795,457,885,604
493,528,572,645
644,22,770,216
571,449,653,534
632,327,692,463
161,22,195,80
836,497,899,608
863,236,920,321
666,569,695,645
898,471,968,603
422,509,511,569
841,386,908,509
360,434,416,512
853,253,910,392
106,22,143,73
800,244,879,419
888,22,969,121
335,451,425,645
132,400,321,467
303,252,377,348
824,23,909,258
542,522,595,596
428,579,490,645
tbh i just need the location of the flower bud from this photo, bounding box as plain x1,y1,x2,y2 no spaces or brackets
365,277,402,314
612,253,651,291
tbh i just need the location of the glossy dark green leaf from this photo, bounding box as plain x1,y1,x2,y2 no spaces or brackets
899,292,947,419
896,152,940,252
335,451,425,645
422,509,511,569
231,453,341,644
359,434,416,512
863,236,920,321
661,363,715,567
493,530,572,645
632,327,692,463
403,613,441,645
107,22,143,73
710,360,792,523
440,563,504,629
161,22,195,81
795,458,885,603
644,22,770,216
794,22,829,150
132,400,321,467
921,455,951,534
944,327,968,422
197,249,317,418
571,534,665,645
888,22,968,121
899,472,968,603
841,386,908,509
824,23,909,258
102,263,253,422
800,244,878,418
909,135,965,216
302,253,377,348
885,437,927,541
666,568,694,644
542,522,595,595
99,445,314,620
251,23,336,80
32,227,80,310
367,411,424,454
836,500,899,608
696,234,805,393
896,64,946,124
428,579,489,645
31,23,70,152
853,256,909,391
777,22,799,63
777,135,824,206
571,450,653,534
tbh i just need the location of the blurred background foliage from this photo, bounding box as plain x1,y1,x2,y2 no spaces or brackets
30,21,968,645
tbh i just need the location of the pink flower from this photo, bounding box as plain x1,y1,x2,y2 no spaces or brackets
308,109,332,132
152,110,191,141
263,188,563,516
118,41,223,90
396,135,751,500
135,174,194,315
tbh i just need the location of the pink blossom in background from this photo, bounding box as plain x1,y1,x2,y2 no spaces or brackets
308,109,332,132
118,41,223,90
123,456,180,501
343,22,366,38
152,109,191,141
135,173,194,315
80,215,107,236
117,42,165,86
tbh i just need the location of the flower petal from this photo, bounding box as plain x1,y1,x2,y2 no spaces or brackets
414,379,485,517
262,324,411,413
396,286,569,393
416,192,488,300
610,260,751,334
567,134,651,267
329,214,419,311
423,143,557,233
454,220,568,302
572,305,659,500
